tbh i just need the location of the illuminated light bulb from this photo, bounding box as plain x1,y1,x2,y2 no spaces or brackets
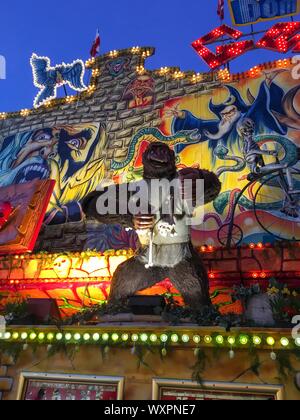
200,246,207,252
20,109,30,117
102,333,109,341
83,333,90,341
204,335,212,344
280,337,289,347
65,333,72,341
239,335,249,345
193,335,201,344
131,334,139,342
21,332,28,340
160,334,168,343
227,336,235,346
266,337,275,346
182,334,190,343
171,334,179,343
74,333,81,341
215,335,224,345
270,352,277,361
249,243,256,249
295,337,300,347
252,273,259,279
121,334,129,342
29,332,37,341
12,332,19,340
111,333,119,342
150,334,158,343
253,336,262,345
140,334,148,342
38,333,45,341
209,273,215,279
4,332,11,340
93,333,100,342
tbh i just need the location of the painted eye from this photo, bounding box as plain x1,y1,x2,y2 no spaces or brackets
66,138,86,150
69,139,80,148
36,134,51,141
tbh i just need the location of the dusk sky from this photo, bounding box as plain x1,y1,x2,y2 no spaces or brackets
0,1,299,112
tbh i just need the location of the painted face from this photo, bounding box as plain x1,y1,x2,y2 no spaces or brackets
220,105,240,124
53,256,72,278
125,75,154,99
204,106,241,141
0,124,104,194
56,126,103,188
9,129,58,184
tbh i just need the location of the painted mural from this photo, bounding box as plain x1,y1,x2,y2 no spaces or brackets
106,57,130,78
114,66,300,246
123,75,154,109
0,123,106,225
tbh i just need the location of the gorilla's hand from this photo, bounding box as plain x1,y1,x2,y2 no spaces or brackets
133,214,156,231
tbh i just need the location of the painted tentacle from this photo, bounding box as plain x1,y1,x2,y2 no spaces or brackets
111,128,201,170
214,191,284,212
255,135,300,188
214,144,246,177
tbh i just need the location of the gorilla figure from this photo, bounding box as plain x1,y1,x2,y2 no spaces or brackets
83,142,221,309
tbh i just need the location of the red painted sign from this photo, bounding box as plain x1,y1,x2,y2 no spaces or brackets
192,22,300,69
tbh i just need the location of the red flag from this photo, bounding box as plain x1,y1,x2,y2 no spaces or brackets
217,0,225,21
90,29,100,58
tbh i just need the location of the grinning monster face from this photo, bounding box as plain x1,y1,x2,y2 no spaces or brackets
53,255,72,278
0,123,106,210
0,128,58,186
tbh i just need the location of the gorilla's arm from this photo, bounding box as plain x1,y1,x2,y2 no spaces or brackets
178,168,221,206
82,182,155,229
82,185,135,229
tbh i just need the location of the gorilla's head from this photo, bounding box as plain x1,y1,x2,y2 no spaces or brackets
142,142,177,180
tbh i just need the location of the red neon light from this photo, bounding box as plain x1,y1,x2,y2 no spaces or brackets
192,22,300,69
257,22,300,53
192,24,254,69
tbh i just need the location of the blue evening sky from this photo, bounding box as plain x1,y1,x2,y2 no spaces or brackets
0,0,299,112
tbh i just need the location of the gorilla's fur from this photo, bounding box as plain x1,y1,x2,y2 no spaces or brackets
143,142,177,180
83,142,221,310
110,243,211,308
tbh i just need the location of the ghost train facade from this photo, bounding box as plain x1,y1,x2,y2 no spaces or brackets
0,47,300,400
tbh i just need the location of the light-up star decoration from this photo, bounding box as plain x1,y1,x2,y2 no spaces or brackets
30,54,87,108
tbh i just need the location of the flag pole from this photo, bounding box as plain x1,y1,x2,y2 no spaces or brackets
88,29,100,85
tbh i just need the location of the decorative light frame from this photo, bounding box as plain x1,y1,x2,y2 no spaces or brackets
17,372,124,400
152,378,284,400
30,53,87,108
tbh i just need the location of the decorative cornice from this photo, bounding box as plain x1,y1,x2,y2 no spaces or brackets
0,46,293,122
